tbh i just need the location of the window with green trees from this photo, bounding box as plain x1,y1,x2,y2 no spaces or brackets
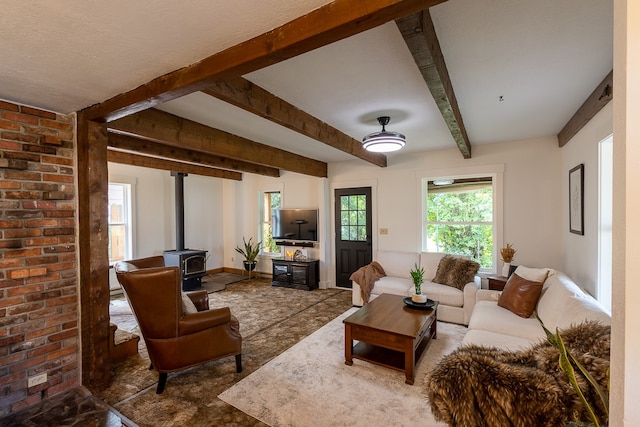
262,191,281,253
424,178,494,269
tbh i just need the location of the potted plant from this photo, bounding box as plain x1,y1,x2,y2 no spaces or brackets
235,237,262,272
500,242,517,277
410,263,427,303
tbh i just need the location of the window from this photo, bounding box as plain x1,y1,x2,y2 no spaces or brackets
423,177,494,270
261,191,281,253
108,182,133,264
598,135,613,312
339,194,368,241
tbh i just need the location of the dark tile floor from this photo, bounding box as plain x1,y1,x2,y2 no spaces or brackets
0,387,132,426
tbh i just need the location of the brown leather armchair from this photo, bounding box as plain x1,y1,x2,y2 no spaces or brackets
115,256,242,393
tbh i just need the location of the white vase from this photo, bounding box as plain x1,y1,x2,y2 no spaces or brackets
411,293,427,303
501,262,510,277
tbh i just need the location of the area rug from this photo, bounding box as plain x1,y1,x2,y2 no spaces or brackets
218,308,467,427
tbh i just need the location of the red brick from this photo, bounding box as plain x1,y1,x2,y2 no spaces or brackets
29,163,57,173
41,156,73,166
24,237,59,246
25,272,60,285
28,342,61,358
4,248,41,258
40,119,72,132
19,106,56,120
0,240,22,249
0,297,25,309
0,112,38,125
0,352,25,367
43,210,74,218
0,139,22,150
45,344,76,359
28,308,60,320
45,313,77,327
45,263,75,273
0,120,20,131
24,219,58,228
7,284,45,297
9,355,45,373
0,101,20,111
0,219,23,227
0,334,24,348
22,201,56,209
3,171,41,181
25,290,61,302
4,191,41,200
7,302,45,316
0,181,21,189
45,295,76,308
0,259,22,269
42,174,73,183
43,228,73,236
3,229,42,239
25,325,59,340
24,256,58,266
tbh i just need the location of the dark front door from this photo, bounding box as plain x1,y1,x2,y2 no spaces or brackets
335,187,372,288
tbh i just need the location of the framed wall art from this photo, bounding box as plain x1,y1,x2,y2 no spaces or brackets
569,163,584,235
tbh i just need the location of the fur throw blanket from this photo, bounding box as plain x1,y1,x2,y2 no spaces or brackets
425,321,610,427
349,261,386,304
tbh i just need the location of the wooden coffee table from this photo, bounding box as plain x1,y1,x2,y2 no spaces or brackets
343,293,438,385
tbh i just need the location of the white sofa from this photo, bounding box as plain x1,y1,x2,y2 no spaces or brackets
351,251,481,326
462,268,611,351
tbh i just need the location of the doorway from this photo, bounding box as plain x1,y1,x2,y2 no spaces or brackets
334,187,372,288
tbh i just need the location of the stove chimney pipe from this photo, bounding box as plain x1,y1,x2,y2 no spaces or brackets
171,172,187,251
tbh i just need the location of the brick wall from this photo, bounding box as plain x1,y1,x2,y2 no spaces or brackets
0,100,78,416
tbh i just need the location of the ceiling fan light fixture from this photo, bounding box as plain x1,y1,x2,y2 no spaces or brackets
362,116,406,153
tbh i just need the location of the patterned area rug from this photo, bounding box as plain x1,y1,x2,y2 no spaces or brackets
99,279,353,426
218,308,467,427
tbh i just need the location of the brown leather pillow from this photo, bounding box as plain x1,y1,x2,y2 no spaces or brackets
497,273,544,318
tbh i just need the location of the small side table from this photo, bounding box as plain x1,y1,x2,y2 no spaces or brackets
486,275,508,291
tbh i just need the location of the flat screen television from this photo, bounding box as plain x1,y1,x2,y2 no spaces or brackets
272,209,318,242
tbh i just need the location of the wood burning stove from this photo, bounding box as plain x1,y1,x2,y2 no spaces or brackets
163,249,207,291
165,172,208,291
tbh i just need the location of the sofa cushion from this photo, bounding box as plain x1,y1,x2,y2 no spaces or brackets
468,301,546,342
497,273,544,318
553,294,611,330
424,281,464,307
370,276,413,297
374,251,419,279
536,273,585,327
433,255,480,290
462,329,538,352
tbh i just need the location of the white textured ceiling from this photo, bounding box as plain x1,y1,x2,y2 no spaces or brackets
0,0,612,164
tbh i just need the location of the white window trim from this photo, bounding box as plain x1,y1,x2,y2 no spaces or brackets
417,164,504,274
258,184,284,258
108,176,137,264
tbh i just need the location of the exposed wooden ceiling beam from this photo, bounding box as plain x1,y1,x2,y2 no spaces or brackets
81,0,446,123
107,149,243,181
396,10,472,159
557,70,613,147
108,108,328,177
203,78,387,168
107,132,281,177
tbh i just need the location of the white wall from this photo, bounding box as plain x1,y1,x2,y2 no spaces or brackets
560,102,613,297
328,136,563,286
222,171,326,278
611,0,640,423
108,163,225,270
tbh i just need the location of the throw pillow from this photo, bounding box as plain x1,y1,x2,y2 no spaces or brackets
433,255,457,286
513,265,553,283
181,292,198,314
433,255,480,291
497,273,544,318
